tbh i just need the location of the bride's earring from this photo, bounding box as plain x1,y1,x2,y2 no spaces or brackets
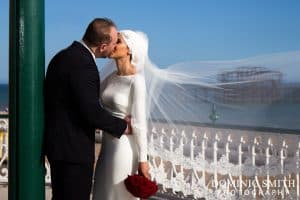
127,46,131,54
127,47,132,61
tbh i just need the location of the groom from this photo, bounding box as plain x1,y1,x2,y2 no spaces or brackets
44,18,130,200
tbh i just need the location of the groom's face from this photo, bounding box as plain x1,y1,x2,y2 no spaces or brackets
97,27,118,58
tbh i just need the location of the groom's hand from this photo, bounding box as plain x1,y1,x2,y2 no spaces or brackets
124,115,132,135
138,161,150,179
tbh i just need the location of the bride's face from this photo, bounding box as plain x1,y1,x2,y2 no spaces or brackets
109,34,130,59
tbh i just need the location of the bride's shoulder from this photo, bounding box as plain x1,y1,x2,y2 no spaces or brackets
132,74,146,90
133,74,145,83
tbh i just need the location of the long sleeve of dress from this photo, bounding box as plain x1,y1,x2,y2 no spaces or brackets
131,75,148,162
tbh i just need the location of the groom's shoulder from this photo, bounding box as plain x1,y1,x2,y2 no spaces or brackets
68,41,84,50
51,42,78,58
63,41,84,55
52,41,87,62
56,41,83,55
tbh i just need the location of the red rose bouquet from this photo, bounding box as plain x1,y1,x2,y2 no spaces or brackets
124,174,158,199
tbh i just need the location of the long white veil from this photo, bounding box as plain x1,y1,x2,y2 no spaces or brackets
100,30,300,132
99,30,300,199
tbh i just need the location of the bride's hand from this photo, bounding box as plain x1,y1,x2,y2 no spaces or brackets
138,161,150,179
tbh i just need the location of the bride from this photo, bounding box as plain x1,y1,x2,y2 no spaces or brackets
91,27,298,200
92,30,150,200
92,29,228,200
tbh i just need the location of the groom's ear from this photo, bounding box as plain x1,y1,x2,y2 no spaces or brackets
99,43,107,53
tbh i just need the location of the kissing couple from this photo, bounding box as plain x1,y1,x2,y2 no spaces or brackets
45,18,152,200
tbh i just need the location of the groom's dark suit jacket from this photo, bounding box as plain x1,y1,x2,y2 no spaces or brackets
44,41,127,164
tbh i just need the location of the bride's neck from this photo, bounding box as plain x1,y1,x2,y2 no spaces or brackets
115,58,136,76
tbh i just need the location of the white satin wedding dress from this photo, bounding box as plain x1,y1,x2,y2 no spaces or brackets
92,71,148,200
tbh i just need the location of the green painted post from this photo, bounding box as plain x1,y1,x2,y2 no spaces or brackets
9,0,45,199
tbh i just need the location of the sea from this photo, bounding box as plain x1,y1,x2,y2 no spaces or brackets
1,84,300,130
0,84,8,111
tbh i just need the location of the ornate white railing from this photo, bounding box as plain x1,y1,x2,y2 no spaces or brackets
0,116,52,185
147,122,300,199
0,117,9,184
1,117,300,199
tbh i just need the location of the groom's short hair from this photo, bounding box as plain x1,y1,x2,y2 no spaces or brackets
83,18,116,46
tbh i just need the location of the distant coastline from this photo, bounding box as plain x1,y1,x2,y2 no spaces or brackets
0,83,300,130
0,84,8,110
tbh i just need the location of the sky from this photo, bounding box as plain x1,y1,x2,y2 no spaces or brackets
1,0,300,84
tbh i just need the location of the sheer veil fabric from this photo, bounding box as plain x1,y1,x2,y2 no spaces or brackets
95,29,300,200
101,30,300,135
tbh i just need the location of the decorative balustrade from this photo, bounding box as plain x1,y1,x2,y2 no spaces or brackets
1,117,300,199
147,122,300,200
0,116,52,185
0,117,9,184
